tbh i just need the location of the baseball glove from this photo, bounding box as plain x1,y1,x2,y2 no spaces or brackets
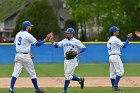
65,51,77,60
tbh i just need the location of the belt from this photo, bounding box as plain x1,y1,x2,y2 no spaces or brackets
17,52,29,54
109,54,120,56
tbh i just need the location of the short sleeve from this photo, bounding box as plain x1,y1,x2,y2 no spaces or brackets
57,40,64,47
28,34,37,44
116,38,124,47
76,40,86,48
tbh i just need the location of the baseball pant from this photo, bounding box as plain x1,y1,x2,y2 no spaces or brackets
12,53,37,79
109,55,124,79
64,57,78,80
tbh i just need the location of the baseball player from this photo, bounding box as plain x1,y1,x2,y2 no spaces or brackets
49,28,86,93
107,26,132,91
9,21,49,93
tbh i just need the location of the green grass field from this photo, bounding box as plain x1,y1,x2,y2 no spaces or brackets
0,63,140,77
0,63,140,93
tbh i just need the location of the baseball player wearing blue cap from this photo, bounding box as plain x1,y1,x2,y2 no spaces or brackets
9,21,49,93
107,26,132,91
48,28,86,93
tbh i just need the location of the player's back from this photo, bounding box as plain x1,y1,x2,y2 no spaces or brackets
14,31,36,53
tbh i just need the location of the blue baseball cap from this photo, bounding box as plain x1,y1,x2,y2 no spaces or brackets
109,26,120,33
65,28,75,34
22,21,33,28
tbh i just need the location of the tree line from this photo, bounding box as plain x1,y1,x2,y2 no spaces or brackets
14,0,140,41
65,0,140,41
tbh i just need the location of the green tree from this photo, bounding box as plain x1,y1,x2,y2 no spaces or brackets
66,0,125,41
13,0,61,40
66,0,95,41
66,0,140,41
120,0,140,41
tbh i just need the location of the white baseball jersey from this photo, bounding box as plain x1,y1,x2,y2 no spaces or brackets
54,38,86,57
54,37,86,80
14,30,37,53
107,36,124,55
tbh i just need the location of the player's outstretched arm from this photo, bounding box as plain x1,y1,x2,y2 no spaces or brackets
48,33,64,48
50,36,55,44
48,33,61,48
46,32,55,44
35,33,50,47
76,40,86,54
122,33,133,48
43,34,51,42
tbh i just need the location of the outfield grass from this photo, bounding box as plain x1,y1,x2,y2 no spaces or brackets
0,87,140,93
0,63,139,93
0,63,140,77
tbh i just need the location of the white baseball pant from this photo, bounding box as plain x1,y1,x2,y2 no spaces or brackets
109,55,124,79
12,53,37,79
64,57,78,80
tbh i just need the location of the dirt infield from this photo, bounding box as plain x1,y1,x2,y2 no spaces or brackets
0,77,140,88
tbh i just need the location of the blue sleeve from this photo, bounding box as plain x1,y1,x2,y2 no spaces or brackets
79,47,86,53
53,42,59,48
122,38,130,48
35,40,45,47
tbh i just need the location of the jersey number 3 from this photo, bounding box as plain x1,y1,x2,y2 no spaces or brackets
108,43,111,50
18,37,22,45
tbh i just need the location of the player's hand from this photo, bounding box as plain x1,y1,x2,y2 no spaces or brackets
50,32,54,38
74,51,80,55
135,31,140,37
127,33,133,38
47,32,55,44
47,32,54,38
44,33,54,42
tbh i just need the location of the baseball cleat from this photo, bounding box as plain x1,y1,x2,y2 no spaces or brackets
113,86,121,91
35,89,46,93
79,77,85,89
60,90,67,93
9,90,15,93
